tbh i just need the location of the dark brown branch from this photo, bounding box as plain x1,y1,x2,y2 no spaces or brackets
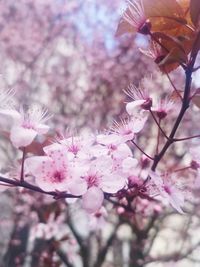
151,62,196,171
0,176,78,199
131,140,154,160
57,249,74,267
94,223,121,267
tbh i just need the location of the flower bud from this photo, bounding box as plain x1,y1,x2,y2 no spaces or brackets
138,20,152,35
191,160,200,170
141,97,152,110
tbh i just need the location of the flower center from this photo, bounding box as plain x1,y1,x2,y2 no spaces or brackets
22,120,35,129
52,171,65,183
68,144,80,155
86,174,100,187
164,185,171,195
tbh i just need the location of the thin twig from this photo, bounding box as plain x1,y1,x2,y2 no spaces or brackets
174,134,200,142
20,147,26,182
165,72,182,100
131,140,154,160
149,110,169,140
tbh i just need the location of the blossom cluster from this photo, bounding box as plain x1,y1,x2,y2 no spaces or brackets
0,83,189,215
0,0,199,218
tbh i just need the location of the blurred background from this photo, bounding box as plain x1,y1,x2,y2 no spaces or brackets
0,0,200,266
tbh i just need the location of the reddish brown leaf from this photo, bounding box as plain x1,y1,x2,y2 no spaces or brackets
190,0,200,26
143,0,184,31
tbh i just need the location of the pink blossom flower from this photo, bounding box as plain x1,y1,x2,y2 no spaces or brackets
125,83,152,115
110,119,135,142
95,133,133,169
190,147,200,169
116,0,151,36
149,171,185,214
59,134,95,160
44,133,96,163
31,213,66,241
26,149,87,195
88,207,107,231
151,97,174,120
82,157,126,213
122,157,138,174
0,105,51,148
139,41,165,64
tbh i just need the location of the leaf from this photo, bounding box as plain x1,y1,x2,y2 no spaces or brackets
143,0,184,31
152,32,186,51
178,0,190,13
159,47,187,66
191,31,200,56
190,0,200,26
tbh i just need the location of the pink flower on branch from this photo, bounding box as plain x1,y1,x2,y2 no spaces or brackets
149,171,185,214
0,105,51,148
125,83,152,115
82,156,127,213
151,97,174,120
116,0,151,36
26,154,87,195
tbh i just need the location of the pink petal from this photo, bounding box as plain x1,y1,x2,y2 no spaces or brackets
25,156,51,176
96,134,122,145
122,157,138,173
126,100,146,116
130,114,148,133
101,174,125,193
113,143,132,159
68,179,87,196
36,178,58,192
10,126,37,148
0,109,21,121
36,124,50,134
168,191,184,214
82,187,104,213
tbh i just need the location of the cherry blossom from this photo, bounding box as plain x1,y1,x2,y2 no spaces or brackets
96,133,133,160
82,156,127,213
25,150,87,195
151,97,174,120
116,0,151,36
125,83,152,114
0,105,51,148
139,41,166,64
149,171,185,214
88,207,107,231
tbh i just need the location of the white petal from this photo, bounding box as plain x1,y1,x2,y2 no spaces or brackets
0,109,21,121
96,134,122,145
10,126,37,148
130,113,148,133
168,188,185,214
82,187,104,213
68,179,87,196
126,100,145,116
122,157,138,173
113,143,132,159
101,174,125,193
36,124,49,134
25,156,51,176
